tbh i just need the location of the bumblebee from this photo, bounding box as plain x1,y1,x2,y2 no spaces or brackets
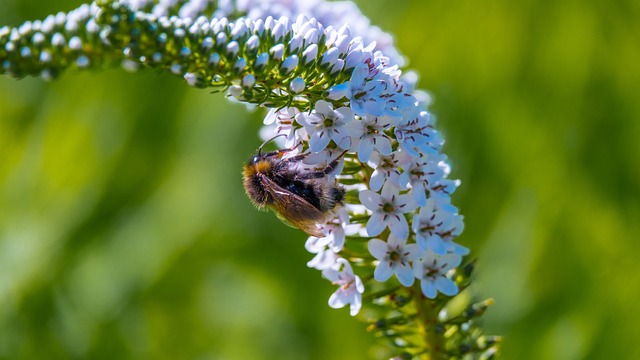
243,138,346,237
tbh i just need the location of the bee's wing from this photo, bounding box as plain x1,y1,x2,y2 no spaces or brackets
260,175,326,237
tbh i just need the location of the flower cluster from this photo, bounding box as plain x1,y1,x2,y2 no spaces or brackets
1,0,500,357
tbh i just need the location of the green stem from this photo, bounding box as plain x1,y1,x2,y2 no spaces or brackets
412,283,446,360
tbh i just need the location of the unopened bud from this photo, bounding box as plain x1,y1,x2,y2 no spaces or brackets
289,77,305,93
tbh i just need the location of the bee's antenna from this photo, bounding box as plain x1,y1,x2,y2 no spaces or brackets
258,134,288,155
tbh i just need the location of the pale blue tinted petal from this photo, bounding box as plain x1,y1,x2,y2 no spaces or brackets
395,264,415,287
374,261,393,282
315,99,332,116
412,182,427,207
452,242,470,256
421,279,437,299
366,212,386,237
328,291,346,309
359,190,382,210
370,169,385,191
309,128,331,152
435,277,459,296
428,235,448,255
404,244,422,261
357,137,375,162
368,239,388,259
397,194,419,212
375,135,392,155
387,213,409,239
349,293,362,316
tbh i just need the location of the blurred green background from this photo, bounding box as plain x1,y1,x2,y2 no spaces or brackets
1,0,639,359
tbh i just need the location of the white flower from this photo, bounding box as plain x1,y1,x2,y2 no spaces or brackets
367,151,411,191
323,258,364,316
395,108,442,157
359,182,418,239
349,64,387,116
350,114,397,162
414,250,461,299
296,100,356,152
262,107,308,148
289,77,305,93
305,236,340,270
398,156,444,207
368,234,421,286
412,199,468,255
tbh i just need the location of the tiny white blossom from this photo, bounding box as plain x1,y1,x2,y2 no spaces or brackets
302,43,318,64
289,77,305,93
350,114,397,162
242,74,255,88
413,199,468,255
367,151,411,191
414,250,461,298
296,100,356,152
349,64,387,116
359,183,418,239
323,258,364,316
399,156,444,207
368,234,421,286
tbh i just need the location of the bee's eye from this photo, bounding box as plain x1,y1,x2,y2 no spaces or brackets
252,156,259,163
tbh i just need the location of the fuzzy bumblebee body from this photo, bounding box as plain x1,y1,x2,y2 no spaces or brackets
243,147,345,237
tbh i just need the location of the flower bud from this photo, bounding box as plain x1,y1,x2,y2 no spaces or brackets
215,32,227,50
68,36,82,50
231,19,247,39
269,43,285,61
281,55,299,74
228,84,243,98
51,33,65,47
254,52,269,72
304,28,319,45
253,18,264,35
208,53,220,67
272,20,286,42
289,77,305,94
302,44,318,64
330,59,344,74
242,74,255,88
320,47,340,68
201,36,213,50
234,57,247,73
76,55,90,68
226,41,239,57
289,33,304,53
245,34,260,55
335,34,350,55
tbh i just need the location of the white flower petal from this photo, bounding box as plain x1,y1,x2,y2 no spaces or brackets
366,212,386,237
309,128,332,152
374,261,393,282
428,235,448,255
375,135,392,155
370,169,385,191
420,279,437,299
368,239,388,259
359,190,382,211
315,99,332,116
387,213,409,239
357,137,375,162
395,264,415,287
435,277,459,296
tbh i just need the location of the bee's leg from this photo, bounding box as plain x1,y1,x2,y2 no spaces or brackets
297,158,342,179
263,142,304,159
